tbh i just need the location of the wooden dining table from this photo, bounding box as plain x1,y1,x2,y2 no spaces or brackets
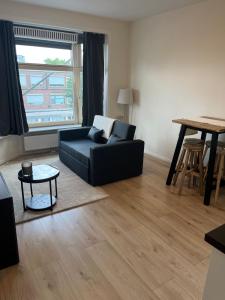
166,116,225,205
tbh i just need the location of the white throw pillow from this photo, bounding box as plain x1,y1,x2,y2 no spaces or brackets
93,115,115,139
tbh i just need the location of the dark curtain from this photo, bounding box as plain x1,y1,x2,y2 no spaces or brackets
0,20,28,136
82,32,105,126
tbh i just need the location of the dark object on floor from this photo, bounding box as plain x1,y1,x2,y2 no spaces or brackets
59,119,144,186
205,224,225,255
0,173,19,270
18,164,60,211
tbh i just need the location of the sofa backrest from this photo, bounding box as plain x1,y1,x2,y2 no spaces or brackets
111,120,136,140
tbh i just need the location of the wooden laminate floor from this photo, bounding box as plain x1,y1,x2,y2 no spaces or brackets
1,155,225,300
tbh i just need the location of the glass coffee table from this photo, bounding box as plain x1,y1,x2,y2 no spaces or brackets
18,164,60,211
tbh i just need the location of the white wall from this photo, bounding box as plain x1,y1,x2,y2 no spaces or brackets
0,1,130,163
130,0,225,162
0,136,24,165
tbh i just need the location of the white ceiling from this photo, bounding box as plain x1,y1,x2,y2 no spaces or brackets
12,0,206,21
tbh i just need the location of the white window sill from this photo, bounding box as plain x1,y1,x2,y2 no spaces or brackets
25,124,81,136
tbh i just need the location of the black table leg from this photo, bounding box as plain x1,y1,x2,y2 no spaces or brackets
21,181,26,211
30,183,33,197
55,178,58,198
201,131,207,142
49,180,53,211
166,125,187,185
204,133,219,205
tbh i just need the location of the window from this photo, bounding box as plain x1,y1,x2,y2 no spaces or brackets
30,74,43,86
50,95,65,105
16,30,83,127
49,76,65,87
26,94,44,105
17,55,25,63
16,45,72,65
19,74,26,87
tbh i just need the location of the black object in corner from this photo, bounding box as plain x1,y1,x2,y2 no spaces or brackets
0,173,19,270
205,224,225,255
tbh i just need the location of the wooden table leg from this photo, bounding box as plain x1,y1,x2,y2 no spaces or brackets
204,133,218,205
166,125,187,185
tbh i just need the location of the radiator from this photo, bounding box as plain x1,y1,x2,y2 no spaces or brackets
24,133,58,151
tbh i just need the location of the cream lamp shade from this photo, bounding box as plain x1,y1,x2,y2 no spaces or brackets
117,88,133,105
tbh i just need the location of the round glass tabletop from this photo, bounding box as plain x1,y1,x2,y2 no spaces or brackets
18,164,60,183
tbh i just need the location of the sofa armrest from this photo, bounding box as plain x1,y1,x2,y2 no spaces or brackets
58,127,91,141
89,140,144,185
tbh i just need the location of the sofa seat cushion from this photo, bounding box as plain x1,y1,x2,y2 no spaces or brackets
60,139,102,166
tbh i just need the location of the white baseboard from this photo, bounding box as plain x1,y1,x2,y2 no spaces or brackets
144,150,171,166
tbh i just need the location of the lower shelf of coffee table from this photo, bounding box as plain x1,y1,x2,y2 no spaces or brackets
25,194,56,211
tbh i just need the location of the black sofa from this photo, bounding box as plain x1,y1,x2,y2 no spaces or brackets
58,120,144,186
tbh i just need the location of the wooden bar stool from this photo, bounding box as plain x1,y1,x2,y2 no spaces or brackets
184,138,203,145
173,139,204,185
203,140,225,161
173,130,203,193
173,141,204,195
203,141,225,182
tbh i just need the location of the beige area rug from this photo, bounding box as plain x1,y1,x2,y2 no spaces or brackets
0,154,108,224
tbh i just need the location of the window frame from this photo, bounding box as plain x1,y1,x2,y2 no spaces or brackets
17,41,82,128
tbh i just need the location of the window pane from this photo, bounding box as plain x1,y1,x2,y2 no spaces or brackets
16,45,72,65
27,95,44,105
31,75,43,86
50,95,65,105
49,76,65,87
19,69,75,125
19,74,27,87
16,42,83,126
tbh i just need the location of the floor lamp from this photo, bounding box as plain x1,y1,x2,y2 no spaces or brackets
117,88,133,122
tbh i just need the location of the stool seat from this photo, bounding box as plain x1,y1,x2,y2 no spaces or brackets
184,138,204,145
183,143,204,150
205,140,225,148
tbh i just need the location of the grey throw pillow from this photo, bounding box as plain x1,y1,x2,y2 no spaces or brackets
88,126,104,143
